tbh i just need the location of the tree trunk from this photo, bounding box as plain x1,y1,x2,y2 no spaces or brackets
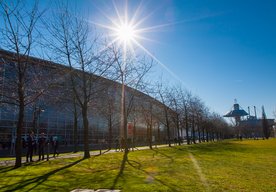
198,124,201,143
149,125,152,149
133,121,136,148
73,109,78,153
184,106,190,145
82,105,90,158
157,123,160,145
192,116,196,144
176,114,181,145
165,109,171,147
73,97,78,153
15,72,25,168
185,125,190,145
202,127,205,142
149,112,153,149
121,82,128,153
212,132,215,141
15,103,24,168
108,115,112,150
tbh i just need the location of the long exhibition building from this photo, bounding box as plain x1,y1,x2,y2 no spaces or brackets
0,49,178,150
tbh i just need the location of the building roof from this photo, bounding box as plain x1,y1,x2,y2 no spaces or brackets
224,109,248,117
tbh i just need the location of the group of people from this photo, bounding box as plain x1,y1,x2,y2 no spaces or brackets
25,131,59,162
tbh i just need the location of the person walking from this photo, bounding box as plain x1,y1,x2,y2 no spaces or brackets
10,136,15,155
52,136,59,158
26,131,35,162
115,138,119,152
38,132,46,161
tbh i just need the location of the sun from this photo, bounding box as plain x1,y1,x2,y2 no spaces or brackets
115,22,137,43
90,2,183,83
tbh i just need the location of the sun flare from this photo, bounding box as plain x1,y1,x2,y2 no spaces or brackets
90,2,184,84
115,23,136,43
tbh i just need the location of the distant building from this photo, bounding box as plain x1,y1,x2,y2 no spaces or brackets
224,101,275,138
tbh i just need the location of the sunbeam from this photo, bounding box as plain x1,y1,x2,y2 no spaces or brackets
88,1,189,85
132,38,187,86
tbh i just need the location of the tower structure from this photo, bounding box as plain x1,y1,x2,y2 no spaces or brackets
223,100,248,126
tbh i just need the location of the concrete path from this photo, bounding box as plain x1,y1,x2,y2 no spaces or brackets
0,144,170,166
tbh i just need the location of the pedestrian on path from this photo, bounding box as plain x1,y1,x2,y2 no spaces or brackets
38,132,46,161
52,136,59,157
115,138,119,152
10,136,15,155
26,131,35,162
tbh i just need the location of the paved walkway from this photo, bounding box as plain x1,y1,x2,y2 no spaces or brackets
71,189,121,192
0,144,170,166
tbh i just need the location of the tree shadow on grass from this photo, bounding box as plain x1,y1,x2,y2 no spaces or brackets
0,166,14,173
1,158,84,191
94,149,111,156
111,148,179,191
151,148,174,163
127,159,181,192
111,150,128,189
0,159,45,173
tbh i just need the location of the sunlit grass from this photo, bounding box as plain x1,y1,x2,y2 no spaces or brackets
1,139,276,191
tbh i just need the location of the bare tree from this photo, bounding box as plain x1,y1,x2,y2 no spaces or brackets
46,3,114,158
204,112,229,141
0,0,45,168
154,81,174,147
262,106,270,139
96,84,119,150
167,86,184,145
200,107,210,142
111,45,153,152
140,97,154,149
194,98,206,143
189,97,197,144
178,89,192,145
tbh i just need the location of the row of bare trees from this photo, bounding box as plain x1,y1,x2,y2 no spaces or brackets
142,84,232,147
0,0,231,168
95,79,232,150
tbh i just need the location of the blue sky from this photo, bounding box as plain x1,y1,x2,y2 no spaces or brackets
154,0,276,119
39,0,276,118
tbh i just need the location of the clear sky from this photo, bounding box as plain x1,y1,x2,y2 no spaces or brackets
38,0,276,118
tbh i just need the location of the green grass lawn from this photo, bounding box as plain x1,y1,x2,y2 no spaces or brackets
1,139,276,192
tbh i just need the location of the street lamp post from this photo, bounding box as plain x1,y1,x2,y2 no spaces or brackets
33,106,45,139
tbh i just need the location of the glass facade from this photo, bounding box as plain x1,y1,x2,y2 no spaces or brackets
0,50,173,152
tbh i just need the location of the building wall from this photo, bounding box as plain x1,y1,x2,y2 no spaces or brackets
0,50,175,150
